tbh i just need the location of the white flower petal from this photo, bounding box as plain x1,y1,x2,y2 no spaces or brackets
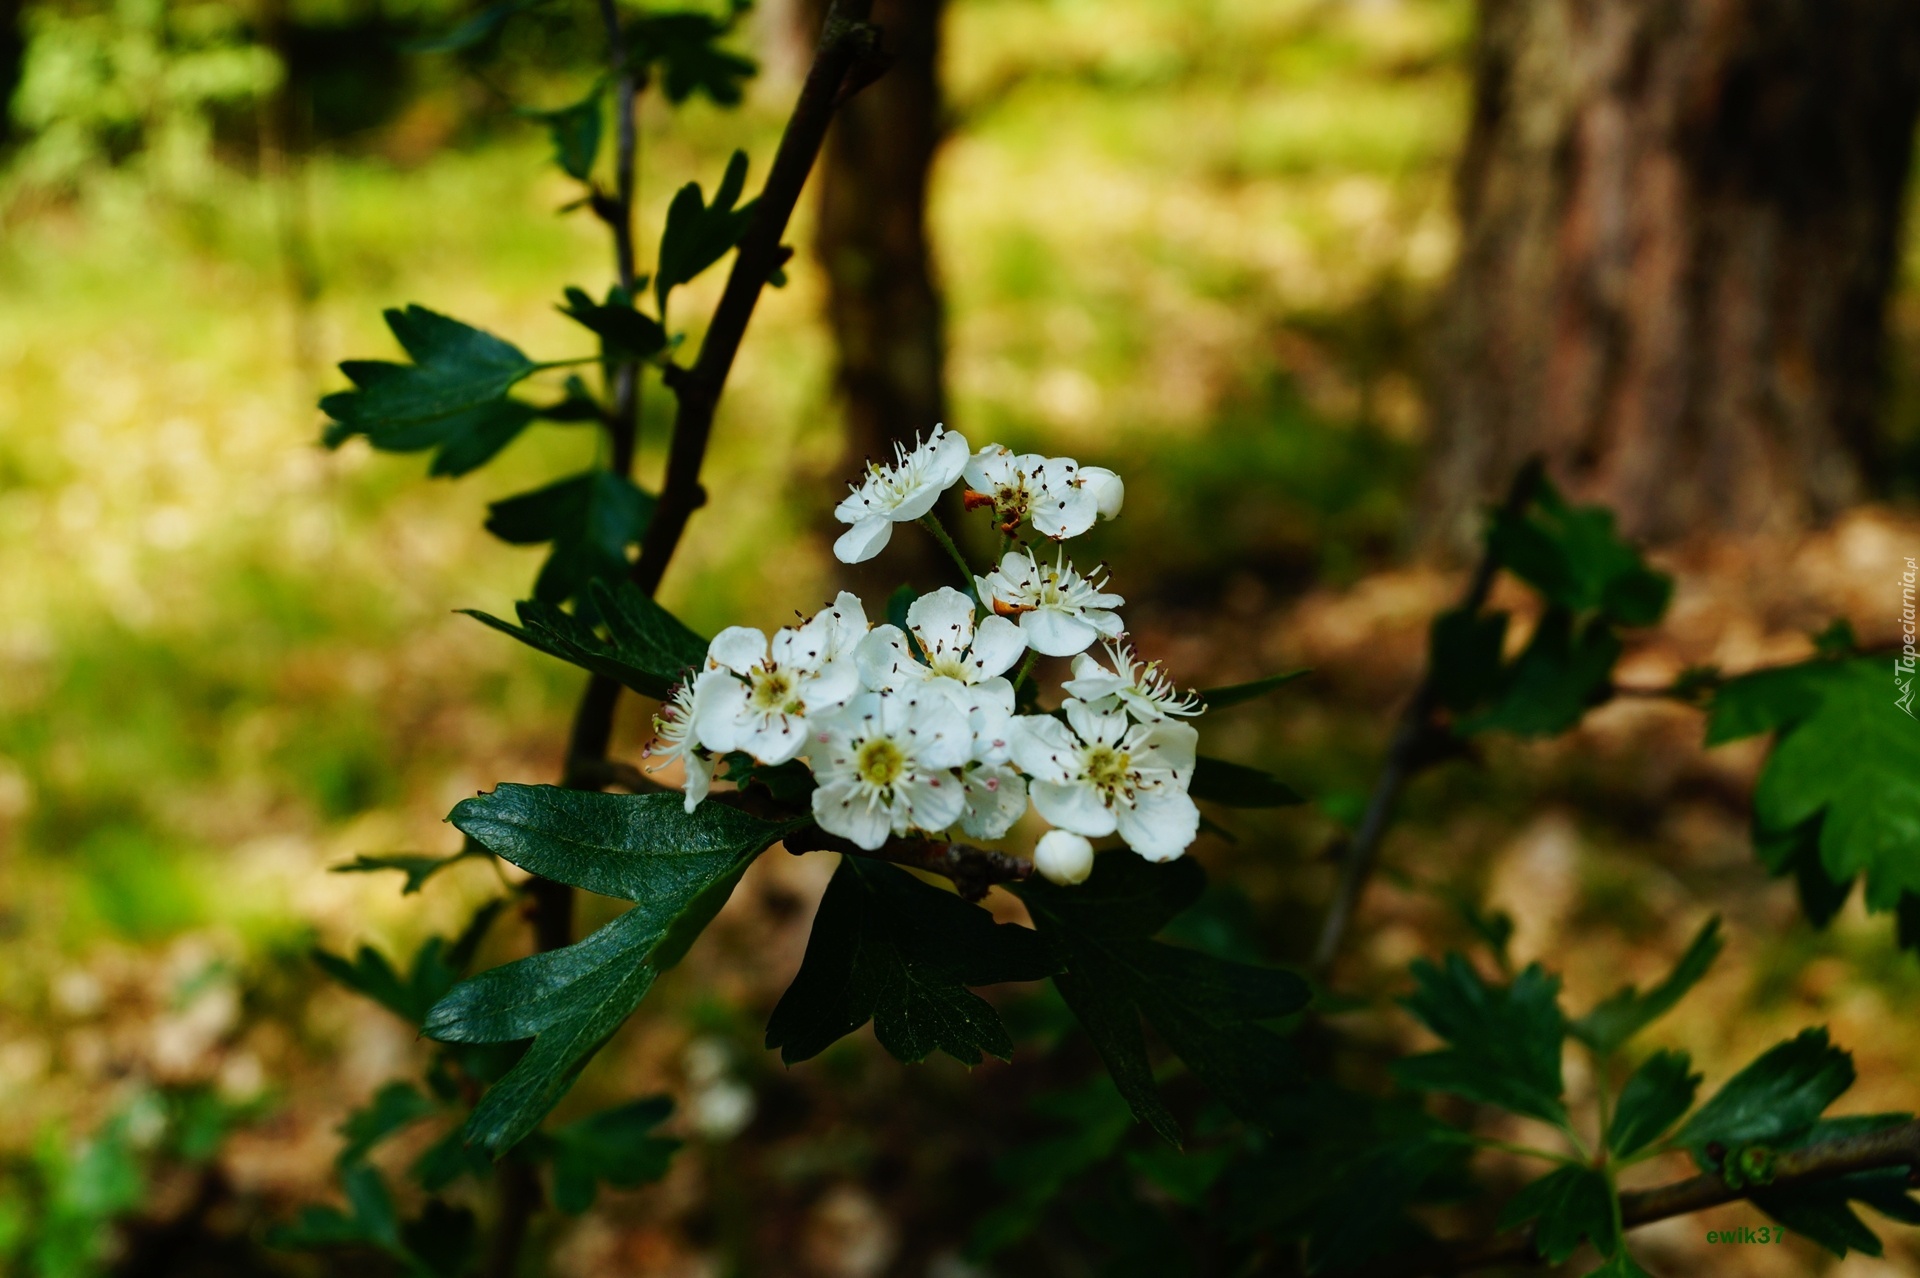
959,766,1028,839
682,752,714,813
691,678,750,753
898,772,967,834
1128,718,1199,780
1061,651,1126,702
1064,698,1128,747
1079,467,1124,520
967,615,1027,680
739,714,808,766
1031,780,1118,837
1034,830,1095,885
1029,480,1098,540
856,626,919,692
1009,715,1078,782
1116,790,1200,862
1022,607,1099,657
707,626,768,675
813,779,892,850
906,586,976,661
832,516,894,564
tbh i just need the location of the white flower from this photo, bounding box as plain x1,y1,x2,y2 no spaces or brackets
1009,701,1200,862
832,424,970,563
857,586,1026,691
958,764,1028,840
962,446,1123,541
643,674,721,813
1062,640,1202,722
1034,830,1095,885
974,548,1125,658
692,595,867,765
809,691,973,849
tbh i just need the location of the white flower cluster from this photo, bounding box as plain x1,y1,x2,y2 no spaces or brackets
647,426,1203,886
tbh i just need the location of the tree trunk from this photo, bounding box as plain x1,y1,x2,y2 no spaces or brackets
802,0,949,463
1430,0,1920,545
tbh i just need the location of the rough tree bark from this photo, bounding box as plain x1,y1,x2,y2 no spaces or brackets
801,0,949,502
1430,0,1920,544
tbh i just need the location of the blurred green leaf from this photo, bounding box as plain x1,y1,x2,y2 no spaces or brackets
484,470,656,606
1189,756,1303,808
1194,669,1308,711
338,1083,436,1168
533,1097,679,1213
424,788,798,1153
1495,1164,1616,1264
766,856,1057,1066
1678,1029,1855,1168
1607,1050,1700,1159
1457,608,1620,737
1015,856,1310,1144
630,10,757,105
1487,479,1671,627
321,306,539,478
559,286,667,360
404,0,544,52
655,150,756,316
411,1127,494,1193
398,1199,478,1277
465,579,707,702
1749,1115,1920,1258
1586,1251,1654,1277
1393,954,1567,1125
1572,917,1722,1054
523,86,603,181
1429,607,1508,715
968,1077,1134,1260
332,849,478,895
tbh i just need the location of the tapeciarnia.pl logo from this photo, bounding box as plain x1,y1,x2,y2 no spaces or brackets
1901,557,1917,718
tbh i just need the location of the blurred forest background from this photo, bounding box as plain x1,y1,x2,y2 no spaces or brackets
1,0,1919,1274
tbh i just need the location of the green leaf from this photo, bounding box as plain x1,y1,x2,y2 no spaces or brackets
1678,1028,1855,1167
411,1127,493,1193
269,1162,402,1253
1496,1164,1617,1264
968,1077,1134,1260
464,579,707,701
765,856,1058,1066
315,901,504,1025
321,306,539,477
1429,608,1509,714
1188,756,1304,808
1458,607,1620,737
655,150,756,316
1125,1144,1235,1207
1194,669,1309,711
523,86,602,181
1748,1114,1920,1258
1704,661,1833,745
483,470,656,606
1608,1050,1701,1158
331,849,479,895
1488,478,1672,627
1585,1247,1654,1276
424,788,798,1153
338,1083,437,1168
398,1199,478,1278
539,1096,679,1213
630,11,757,105
1572,917,1723,1054
559,286,667,361
1393,954,1568,1125
1014,855,1311,1144
1742,658,1920,916
404,0,543,52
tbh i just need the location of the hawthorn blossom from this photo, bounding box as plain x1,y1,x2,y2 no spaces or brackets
1062,640,1203,722
833,424,970,564
1010,700,1200,862
975,548,1125,658
809,691,972,850
957,764,1028,840
1034,829,1095,885
692,596,867,765
962,446,1124,541
857,586,1026,692
643,674,720,813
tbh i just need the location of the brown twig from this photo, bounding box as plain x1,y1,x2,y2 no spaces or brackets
1351,1120,1920,1277
1311,458,1543,977
780,824,1033,901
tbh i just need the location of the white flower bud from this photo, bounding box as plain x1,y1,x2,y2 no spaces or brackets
1035,829,1095,885
1078,466,1124,521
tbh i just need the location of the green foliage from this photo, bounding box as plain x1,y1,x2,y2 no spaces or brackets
425,788,799,1153
1188,755,1304,807
766,856,1058,1066
560,286,669,361
271,1163,476,1277
524,86,604,182
321,307,545,478
1486,481,1672,627
338,1083,437,1167
655,150,757,318
405,0,547,53
1496,1164,1616,1264
1607,1050,1701,1159
332,845,484,895
484,469,657,606
1677,1028,1855,1168
314,901,503,1025
1750,1115,1920,1258
528,1097,680,1214
1393,954,1568,1125
464,579,707,701
630,8,758,106
1014,855,1310,1144
1194,669,1309,711
1571,917,1723,1054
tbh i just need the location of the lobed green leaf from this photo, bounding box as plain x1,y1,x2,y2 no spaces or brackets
1677,1028,1855,1166
1607,1050,1701,1158
1394,954,1568,1125
1495,1164,1617,1264
1572,917,1722,1054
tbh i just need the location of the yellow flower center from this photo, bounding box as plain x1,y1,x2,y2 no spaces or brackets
1083,745,1132,797
856,737,908,788
748,667,801,715
927,653,971,681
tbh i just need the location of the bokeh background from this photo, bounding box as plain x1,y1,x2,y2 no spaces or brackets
1,0,1918,1273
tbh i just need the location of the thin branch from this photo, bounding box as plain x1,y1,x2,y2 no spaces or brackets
1311,458,1543,977
631,0,879,597
781,824,1033,901
1351,1119,1920,1277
